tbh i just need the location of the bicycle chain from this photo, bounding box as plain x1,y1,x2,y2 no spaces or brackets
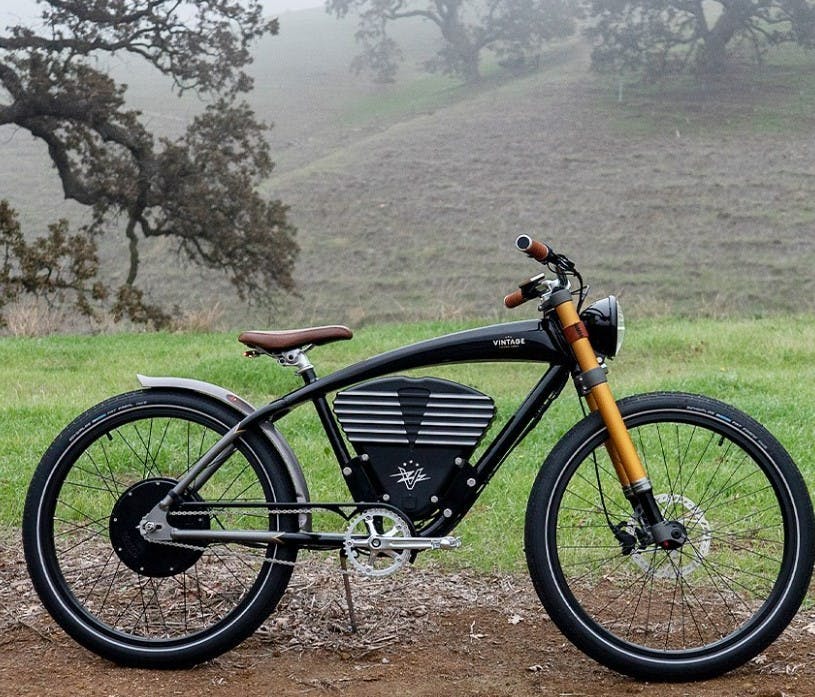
154,507,317,569
150,506,313,567
153,506,418,577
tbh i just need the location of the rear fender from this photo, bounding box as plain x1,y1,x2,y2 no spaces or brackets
137,375,311,530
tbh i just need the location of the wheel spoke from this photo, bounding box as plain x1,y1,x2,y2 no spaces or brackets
538,396,804,668
30,396,296,654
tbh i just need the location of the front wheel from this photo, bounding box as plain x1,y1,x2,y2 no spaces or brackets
23,390,299,667
525,392,814,681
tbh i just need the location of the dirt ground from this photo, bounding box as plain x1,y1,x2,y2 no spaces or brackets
2,537,814,697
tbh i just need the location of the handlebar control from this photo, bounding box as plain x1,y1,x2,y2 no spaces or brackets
515,234,554,263
504,273,548,309
505,237,576,309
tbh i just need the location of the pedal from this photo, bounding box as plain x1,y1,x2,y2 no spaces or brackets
430,536,461,550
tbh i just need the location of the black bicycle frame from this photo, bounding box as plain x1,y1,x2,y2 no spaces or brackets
164,316,577,545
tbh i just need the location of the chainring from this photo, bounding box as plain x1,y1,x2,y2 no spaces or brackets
343,508,412,578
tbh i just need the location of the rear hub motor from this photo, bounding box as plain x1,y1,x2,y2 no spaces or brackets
109,478,210,577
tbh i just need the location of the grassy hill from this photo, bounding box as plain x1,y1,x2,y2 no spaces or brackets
2,10,815,331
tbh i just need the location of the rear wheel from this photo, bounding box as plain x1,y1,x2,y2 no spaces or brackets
525,392,813,680
23,390,298,667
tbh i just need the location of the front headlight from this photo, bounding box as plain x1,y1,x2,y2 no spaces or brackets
580,295,624,358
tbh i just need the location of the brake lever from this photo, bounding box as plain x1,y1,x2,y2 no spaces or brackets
550,253,576,273
504,272,546,308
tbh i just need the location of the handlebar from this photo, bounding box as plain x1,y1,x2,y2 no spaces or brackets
504,235,559,309
515,234,554,263
503,288,526,309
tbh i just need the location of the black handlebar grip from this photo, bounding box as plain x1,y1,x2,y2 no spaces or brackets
515,234,553,263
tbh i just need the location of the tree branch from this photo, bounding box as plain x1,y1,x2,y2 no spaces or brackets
21,120,102,205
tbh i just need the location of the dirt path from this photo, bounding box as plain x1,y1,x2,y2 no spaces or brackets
6,613,810,697
2,538,813,697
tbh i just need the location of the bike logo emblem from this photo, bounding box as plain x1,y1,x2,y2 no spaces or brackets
391,461,431,490
493,336,525,348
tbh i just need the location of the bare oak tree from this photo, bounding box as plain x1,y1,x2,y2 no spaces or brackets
585,0,815,78
327,0,577,83
0,0,297,326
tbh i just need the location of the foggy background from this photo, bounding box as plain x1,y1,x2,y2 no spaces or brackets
2,0,814,329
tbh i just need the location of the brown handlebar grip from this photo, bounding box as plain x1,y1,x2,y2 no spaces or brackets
504,289,525,309
515,234,552,263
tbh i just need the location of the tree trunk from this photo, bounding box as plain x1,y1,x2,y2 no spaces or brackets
124,216,139,286
700,1,749,73
459,50,481,83
438,2,481,83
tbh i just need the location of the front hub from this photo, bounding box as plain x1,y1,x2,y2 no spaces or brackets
109,478,210,577
651,520,689,550
626,492,713,579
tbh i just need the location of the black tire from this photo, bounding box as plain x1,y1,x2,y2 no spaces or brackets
525,392,814,681
23,390,299,667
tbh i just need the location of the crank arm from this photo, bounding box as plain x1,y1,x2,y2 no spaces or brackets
346,535,461,552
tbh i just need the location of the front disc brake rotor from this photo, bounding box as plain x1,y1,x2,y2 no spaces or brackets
628,493,712,579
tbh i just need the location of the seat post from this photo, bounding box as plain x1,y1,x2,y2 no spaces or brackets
274,347,314,375
299,363,318,385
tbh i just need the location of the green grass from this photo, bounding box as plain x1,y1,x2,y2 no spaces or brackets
340,74,464,127
594,46,815,137
2,316,813,574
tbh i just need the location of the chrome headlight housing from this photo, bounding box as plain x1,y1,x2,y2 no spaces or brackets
580,295,625,358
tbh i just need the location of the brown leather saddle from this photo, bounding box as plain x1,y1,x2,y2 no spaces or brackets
238,325,353,353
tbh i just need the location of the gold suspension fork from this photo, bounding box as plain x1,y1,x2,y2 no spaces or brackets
509,235,678,546
584,393,629,488
550,290,692,549
550,289,647,493
552,289,686,548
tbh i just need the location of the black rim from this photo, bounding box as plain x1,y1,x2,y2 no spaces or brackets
547,407,795,658
37,402,291,647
